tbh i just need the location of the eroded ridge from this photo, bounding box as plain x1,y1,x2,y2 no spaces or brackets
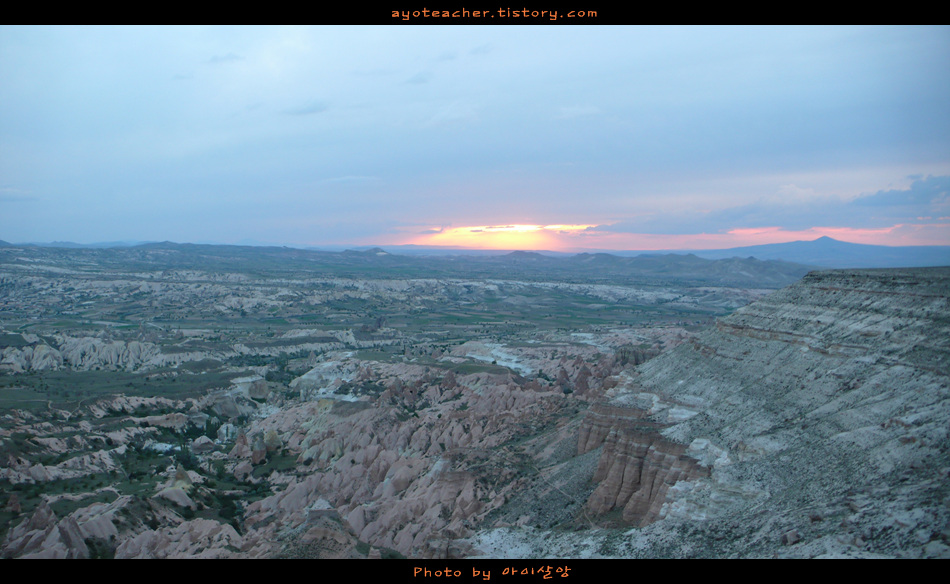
578,402,709,526
562,267,950,557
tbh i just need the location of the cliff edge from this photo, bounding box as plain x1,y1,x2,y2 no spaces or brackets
473,268,950,558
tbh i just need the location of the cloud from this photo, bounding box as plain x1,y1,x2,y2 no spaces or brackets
318,176,380,184
852,175,950,207
425,101,478,126
775,183,819,202
591,217,711,236
0,188,36,203
556,105,601,119
405,72,431,85
209,52,243,64
0,194,37,203
284,100,328,116
584,175,950,236
3,26,948,248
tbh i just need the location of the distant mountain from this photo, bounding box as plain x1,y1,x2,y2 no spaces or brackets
355,238,950,268
313,244,571,257
583,237,950,269
0,241,813,288
685,237,950,268
15,240,157,249
9,236,937,271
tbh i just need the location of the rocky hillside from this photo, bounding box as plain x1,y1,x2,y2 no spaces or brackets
469,268,950,558
3,267,947,558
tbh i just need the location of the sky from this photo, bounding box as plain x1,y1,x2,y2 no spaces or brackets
1,25,949,252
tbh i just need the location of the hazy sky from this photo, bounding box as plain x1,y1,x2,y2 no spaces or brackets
2,25,949,251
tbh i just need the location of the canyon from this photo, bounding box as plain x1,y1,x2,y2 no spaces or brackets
1,245,947,558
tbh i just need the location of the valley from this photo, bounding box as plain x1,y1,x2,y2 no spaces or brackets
0,244,946,559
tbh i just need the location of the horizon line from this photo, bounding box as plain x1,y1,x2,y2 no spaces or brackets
6,235,950,253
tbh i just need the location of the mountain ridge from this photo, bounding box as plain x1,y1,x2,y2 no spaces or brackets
5,236,946,269
0,241,814,288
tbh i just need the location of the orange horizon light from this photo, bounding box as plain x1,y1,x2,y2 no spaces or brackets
384,221,950,251
410,224,596,251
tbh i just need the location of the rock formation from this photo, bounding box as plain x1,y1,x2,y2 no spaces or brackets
470,268,950,558
3,263,948,559
0,501,88,559
578,403,709,526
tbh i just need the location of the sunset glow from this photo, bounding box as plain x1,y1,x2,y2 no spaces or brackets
1,26,948,253
396,222,950,252
408,224,596,250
